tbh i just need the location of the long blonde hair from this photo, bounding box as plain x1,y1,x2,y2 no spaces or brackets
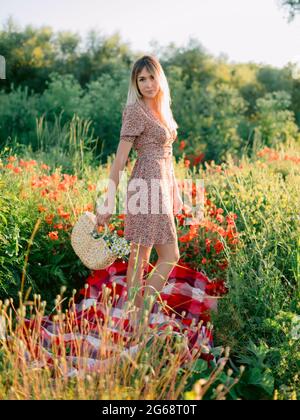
125,55,178,138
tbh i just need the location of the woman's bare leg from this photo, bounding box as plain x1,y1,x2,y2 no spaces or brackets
143,242,180,313
126,241,152,323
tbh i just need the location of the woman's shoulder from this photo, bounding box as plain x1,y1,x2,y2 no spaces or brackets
123,101,143,114
122,102,145,123
121,101,145,135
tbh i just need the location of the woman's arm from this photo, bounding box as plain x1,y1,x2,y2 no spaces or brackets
97,139,133,212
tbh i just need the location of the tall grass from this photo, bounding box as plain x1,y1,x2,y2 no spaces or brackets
206,139,300,399
0,276,242,400
4,111,101,177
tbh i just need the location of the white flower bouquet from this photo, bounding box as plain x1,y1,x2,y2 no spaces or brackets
94,226,131,261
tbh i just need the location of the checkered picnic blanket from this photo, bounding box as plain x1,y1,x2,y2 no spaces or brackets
21,260,227,377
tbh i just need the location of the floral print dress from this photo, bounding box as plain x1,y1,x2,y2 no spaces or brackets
119,100,178,247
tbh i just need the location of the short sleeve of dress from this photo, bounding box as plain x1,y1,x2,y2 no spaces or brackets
120,104,145,143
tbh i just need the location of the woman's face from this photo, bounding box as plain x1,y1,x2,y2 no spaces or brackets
137,67,160,100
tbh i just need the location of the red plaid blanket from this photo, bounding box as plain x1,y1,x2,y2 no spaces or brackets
21,260,227,377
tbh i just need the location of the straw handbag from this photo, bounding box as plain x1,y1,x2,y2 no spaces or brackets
71,211,117,270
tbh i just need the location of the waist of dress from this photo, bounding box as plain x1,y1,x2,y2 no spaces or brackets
137,148,173,159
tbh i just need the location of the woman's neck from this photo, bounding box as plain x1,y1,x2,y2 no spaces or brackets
141,97,159,112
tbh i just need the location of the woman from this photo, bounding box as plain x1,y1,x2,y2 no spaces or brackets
96,55,184,327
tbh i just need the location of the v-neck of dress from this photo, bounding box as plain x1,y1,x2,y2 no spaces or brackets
138,100,172,137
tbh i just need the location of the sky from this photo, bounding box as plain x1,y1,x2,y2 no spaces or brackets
1,0,300,69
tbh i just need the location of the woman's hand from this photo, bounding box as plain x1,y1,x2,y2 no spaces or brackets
96,210,112,228
173,193,184,215
95,198,114,228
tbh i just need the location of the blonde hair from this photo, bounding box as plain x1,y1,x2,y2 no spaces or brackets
125,55,178,138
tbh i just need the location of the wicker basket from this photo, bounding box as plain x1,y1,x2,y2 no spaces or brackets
71,211,117,270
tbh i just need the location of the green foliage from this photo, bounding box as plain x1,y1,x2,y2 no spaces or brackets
234,340,275,399
0,84,39,147
279,0,300,21
79,70,130,159
171,78,247,163
1,18,300,166
183,348,242,400
39,72,84,123
253,91,300,148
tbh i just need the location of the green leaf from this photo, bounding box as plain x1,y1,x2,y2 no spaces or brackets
191,358,208,373
248,367,274,396
0,213,8,226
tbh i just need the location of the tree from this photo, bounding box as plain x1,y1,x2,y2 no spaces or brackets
253,91,300,148
278,0,300,21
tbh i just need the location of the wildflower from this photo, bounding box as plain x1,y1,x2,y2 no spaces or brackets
58,182,68,191
189,225,198,239
45,214,55,224
51,173,61,183
28,159,37,166
63,174,77,185
57,206,70,219
53,223,64,230
216,214,224,223
38,204,47,212
217,260,228,270
31,178,43,188
193,153,204,165
226,217,235,227
84,203,93,212
40,189,50,197
178,233,191,243
214,240,224,254
205,198,212,206
205,238,212,253
19,159,29,168
48,191,59,201
179,140,186,150
205,280,227,296
226,228,238,241
88,183,96,191
48,231,59,240
98,229,130,260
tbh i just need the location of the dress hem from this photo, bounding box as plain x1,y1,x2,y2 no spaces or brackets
124,235,177,247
